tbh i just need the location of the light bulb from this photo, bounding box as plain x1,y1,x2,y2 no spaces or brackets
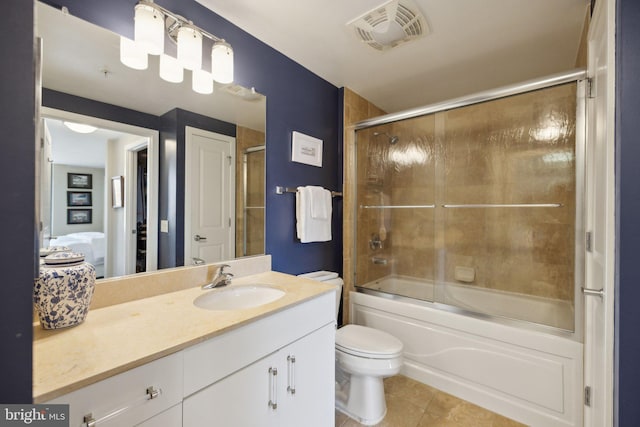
177,25,203,71
134,3,164,55
211,41,234,84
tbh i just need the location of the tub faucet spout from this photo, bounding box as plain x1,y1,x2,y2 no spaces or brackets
202,264,234,289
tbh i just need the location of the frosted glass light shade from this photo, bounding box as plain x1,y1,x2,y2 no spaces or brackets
211,41,234,84
134,3,164,55
120,36,148,70
177,25,202,71
192,69,214,94
159,54,184,83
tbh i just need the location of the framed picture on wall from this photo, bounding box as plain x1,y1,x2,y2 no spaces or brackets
67,209,92,224
112,176,124,208
67,173,93,189
291,131,323,167
67,191,92,207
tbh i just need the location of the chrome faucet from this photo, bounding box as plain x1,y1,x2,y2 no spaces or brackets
202,264,234,290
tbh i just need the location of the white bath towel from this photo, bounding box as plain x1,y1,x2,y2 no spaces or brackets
296,186,332,243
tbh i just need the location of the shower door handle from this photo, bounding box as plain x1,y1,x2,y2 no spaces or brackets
582,287,604,299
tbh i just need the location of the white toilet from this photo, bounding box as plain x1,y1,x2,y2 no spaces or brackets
298,271,404,425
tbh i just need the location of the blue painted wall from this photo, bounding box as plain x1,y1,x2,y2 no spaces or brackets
615,0,640,425
43,89,159,130
0,0,35,403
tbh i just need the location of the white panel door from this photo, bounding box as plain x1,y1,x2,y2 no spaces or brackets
584,0,615,425
184,127,235,265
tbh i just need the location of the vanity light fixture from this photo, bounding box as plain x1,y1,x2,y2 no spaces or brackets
192,69,214,94
211,41,234,85
120,36,148,70
159,54,184,83
123,0,234,90
134,1,164,55
63,122,98,134
177,25,203,71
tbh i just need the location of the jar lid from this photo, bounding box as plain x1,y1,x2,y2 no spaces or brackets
39,246,71,257
44,251,85,266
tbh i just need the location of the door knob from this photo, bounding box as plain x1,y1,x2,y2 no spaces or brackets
194,234,207,242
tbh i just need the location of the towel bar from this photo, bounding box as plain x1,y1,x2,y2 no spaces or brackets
275,186,342,197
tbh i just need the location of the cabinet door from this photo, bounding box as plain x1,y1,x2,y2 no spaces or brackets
183,354,282,427
279,323,335,427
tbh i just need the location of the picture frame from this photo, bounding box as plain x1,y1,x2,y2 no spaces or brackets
67,173,93,189
291,131,323,167
67,191,92,207
67,209,92,225
112,176,124,208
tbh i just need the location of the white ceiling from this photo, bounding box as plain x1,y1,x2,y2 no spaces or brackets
45,118,128,168
196,0,589,113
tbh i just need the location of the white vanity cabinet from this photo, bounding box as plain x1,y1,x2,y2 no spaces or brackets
183,292,335,427
44,289,336,427
47,352,183,427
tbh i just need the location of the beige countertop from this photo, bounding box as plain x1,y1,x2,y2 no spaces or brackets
33,271,334,403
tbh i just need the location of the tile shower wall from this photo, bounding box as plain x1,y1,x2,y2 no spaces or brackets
343,88,387,324
352,83,577,324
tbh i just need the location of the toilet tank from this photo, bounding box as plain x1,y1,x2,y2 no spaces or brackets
297,271,343,319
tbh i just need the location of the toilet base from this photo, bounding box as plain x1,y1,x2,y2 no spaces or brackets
335,374,387,426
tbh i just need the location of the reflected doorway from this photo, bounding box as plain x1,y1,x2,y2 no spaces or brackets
40,107,158,278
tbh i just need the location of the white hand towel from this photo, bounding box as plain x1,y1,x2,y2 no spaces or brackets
296,186,332,243
309,186,331,219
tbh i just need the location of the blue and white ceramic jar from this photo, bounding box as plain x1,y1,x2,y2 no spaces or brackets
34,252,96,329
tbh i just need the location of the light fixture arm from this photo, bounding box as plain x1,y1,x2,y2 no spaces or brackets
137,0,226,44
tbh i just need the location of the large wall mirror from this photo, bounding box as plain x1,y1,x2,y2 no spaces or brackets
36,1,266,279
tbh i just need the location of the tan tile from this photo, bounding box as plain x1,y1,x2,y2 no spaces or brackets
424,390,467,418
336,409,350,427
491,413,529,427
341,393,425,427
384,375,437,410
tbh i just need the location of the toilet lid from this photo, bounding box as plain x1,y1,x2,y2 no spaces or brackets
336,324,403,359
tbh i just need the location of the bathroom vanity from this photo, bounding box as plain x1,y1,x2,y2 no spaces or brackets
35,269,336,426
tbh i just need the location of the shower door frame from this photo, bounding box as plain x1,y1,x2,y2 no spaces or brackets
241,145,266,257
350,68,587,339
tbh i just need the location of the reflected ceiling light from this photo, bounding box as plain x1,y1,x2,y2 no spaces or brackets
63,122,98,134
123,0,234,93
159,54,183,83
192,69,214,95
119,36,148,70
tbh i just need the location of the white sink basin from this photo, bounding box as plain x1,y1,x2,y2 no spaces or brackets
193,285,286,311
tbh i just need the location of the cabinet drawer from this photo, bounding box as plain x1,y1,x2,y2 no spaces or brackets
136,403,182,427
183,291,334,396
48,352,183,427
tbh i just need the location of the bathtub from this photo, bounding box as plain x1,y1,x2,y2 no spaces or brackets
359,275,575,331
351,276,583,427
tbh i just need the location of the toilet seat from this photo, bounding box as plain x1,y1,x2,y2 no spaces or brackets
336,324,403,359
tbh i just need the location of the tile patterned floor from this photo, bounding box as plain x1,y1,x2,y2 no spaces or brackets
335,375,527,427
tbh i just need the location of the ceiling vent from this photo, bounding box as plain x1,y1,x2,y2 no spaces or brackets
347,0,429,51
